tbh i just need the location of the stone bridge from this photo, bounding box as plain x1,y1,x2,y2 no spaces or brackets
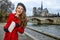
27,16,60,24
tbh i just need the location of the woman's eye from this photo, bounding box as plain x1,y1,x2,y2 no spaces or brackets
18,8,20,9
21,8,23,10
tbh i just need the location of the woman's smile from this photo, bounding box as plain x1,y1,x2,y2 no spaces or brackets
16,6,24,15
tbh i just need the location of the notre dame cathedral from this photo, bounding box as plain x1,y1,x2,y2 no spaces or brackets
33,1,57,17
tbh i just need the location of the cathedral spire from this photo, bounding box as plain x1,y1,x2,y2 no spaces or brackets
41,1,43,10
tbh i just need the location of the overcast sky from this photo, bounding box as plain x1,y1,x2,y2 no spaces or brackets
10,0,60,16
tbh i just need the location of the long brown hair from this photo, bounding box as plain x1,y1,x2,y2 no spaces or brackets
19,11,27,28
16,3,27,28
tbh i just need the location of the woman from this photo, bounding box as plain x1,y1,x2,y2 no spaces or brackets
4,3,27,40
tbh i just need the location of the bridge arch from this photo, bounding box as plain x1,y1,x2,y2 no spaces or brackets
31,18,41,22
46,19,54,23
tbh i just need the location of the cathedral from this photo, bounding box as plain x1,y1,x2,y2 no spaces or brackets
33,1,55,17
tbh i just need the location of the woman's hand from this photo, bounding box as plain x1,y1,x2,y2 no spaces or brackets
4,28,9,32
15,23,20,27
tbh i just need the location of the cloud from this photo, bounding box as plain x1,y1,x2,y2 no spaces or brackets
44,0,60,9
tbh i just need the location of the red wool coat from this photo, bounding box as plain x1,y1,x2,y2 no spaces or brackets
4,13,24,40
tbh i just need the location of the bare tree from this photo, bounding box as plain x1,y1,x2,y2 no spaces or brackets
0,0,15,22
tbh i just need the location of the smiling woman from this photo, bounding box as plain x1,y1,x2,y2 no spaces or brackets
4,3,27,40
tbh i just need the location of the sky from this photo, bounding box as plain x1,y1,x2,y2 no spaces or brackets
10,0,60,16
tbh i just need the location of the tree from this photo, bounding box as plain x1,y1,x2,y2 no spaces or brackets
0,0,14,14
0,0,15,22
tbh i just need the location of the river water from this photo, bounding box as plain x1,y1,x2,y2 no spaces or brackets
27,22,60,36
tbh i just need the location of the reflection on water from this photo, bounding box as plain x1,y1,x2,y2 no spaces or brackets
27,22,60,36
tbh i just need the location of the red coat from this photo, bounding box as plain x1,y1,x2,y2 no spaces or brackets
4,13,24,40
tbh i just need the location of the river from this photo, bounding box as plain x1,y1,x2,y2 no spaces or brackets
27,22,60,36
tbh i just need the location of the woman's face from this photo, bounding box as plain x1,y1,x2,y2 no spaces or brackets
16,6,24,15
